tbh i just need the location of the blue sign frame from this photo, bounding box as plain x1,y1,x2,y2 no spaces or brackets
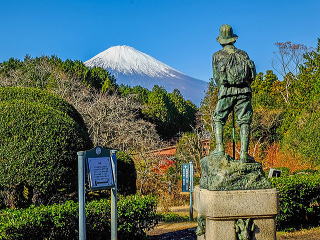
182,163,192,192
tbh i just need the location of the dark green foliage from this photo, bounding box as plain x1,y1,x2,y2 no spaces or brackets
0,195,158,240
157,212,190,223
117,151,137,195
271,174,320,230
0,56,61,89
293,169,319,175
0,56,117,93
142,85,176,138
0,87,86,128
117,195,158,239
289,39,320,108
282,110,320,165
0,58,24,76
61,59,117,93
85,67,117,93
0,88,92,208
251,70,282,109
61,59,88,81
119,85,197,139
168,89,197,132
118,85,150,104
142,86,197,139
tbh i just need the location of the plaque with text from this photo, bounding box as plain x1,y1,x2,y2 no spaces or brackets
87,157,114,190
182,163,190,192
84,146,115,190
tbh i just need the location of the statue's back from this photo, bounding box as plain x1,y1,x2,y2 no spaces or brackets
213,47,256,87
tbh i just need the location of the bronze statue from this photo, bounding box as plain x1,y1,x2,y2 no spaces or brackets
196,26,272,238
212,24,256,162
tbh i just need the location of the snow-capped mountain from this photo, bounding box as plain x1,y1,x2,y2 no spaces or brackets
85,45,208,105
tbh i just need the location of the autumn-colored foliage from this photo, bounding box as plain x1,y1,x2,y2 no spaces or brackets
261,143,314,173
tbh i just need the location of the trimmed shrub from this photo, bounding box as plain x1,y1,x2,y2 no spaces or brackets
0,87,86,128
117,151,137,195
157,212,190,223
271,173,320,230
0,88,92,207
0,195,158,240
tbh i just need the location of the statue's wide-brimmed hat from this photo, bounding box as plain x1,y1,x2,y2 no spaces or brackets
216,24,238,44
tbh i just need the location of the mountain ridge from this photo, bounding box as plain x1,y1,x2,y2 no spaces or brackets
85,45,208,105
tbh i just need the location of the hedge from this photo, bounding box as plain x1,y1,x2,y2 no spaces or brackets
0,87,87,128
157,212,190,223
116,151,137,195
0,88,92,208
271,173,320,230
0,195,158,240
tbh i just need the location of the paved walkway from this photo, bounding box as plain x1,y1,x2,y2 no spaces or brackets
148,228,196,240
148,222,320,240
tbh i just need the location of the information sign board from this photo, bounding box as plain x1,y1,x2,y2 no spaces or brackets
182,163,190,192
78,146,118,240
85,146,115,190
87,157,114,189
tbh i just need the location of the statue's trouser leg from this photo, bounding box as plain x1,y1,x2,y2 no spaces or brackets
240,123,250,162
235,94,253,162
214,121,224,155
213,97,231,155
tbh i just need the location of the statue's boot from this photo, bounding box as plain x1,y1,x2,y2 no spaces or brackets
213,122,225,156
239,123,255,163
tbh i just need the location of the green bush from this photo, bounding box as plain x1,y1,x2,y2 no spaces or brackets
282,110,320,165
157,212,190,223
271,173,320,230
0,87,87,128
117,152,137,195
0,195,158,240
0,88,92,207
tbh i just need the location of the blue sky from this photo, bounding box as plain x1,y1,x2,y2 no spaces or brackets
1,0,319,82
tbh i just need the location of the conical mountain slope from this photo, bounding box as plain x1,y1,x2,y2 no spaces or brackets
85,45,208,105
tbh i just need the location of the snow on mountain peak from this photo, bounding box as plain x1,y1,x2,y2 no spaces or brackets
85,45,181,78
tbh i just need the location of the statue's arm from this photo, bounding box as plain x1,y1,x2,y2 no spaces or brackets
212,54,221,87
248,60,256,85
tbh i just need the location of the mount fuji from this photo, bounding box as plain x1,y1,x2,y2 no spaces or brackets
84,45,208,105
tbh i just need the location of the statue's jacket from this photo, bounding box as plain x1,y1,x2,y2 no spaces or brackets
212,45,256,100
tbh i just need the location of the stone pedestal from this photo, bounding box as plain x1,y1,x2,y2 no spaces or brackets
193,186,278,240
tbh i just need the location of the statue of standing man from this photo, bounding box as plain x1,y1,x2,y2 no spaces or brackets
212,24,256,162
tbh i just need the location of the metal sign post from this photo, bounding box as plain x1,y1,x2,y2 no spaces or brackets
110,150,118,240
77,146,117,240
78,151,86,240
189,161,194,221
